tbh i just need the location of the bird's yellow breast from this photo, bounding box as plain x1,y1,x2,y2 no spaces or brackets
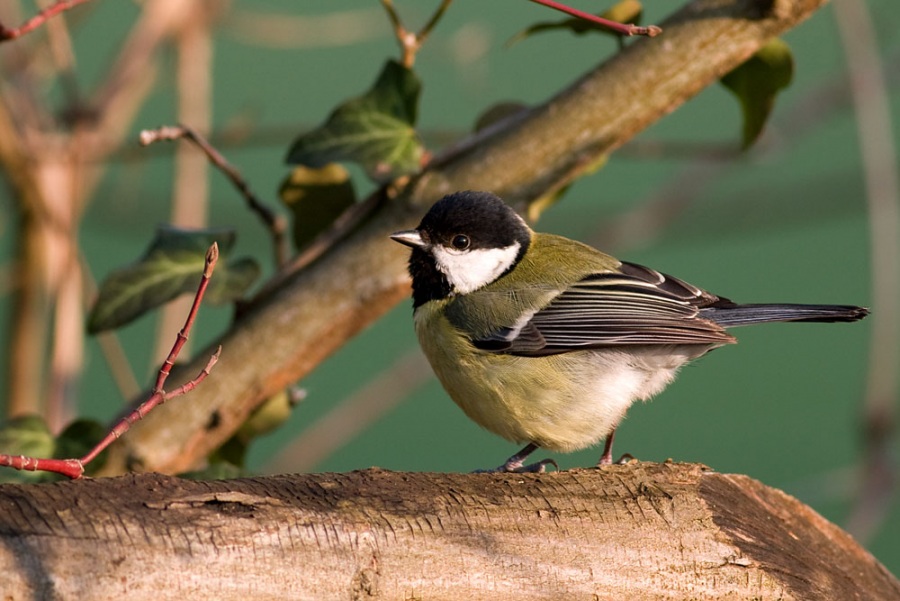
413,302,667,452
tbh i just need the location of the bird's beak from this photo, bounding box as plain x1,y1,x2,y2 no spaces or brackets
390,229,426,248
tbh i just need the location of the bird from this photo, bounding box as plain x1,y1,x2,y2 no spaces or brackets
390,190,869,472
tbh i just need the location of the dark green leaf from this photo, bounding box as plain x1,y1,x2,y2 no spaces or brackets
508,0,643,45
54,419,107,474
205,257,261,305
280,164,357,250
87,227,260,333
286,59,424,183
721,38,794,149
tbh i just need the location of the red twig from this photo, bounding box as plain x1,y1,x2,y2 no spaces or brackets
0,0,92,42
153,242,217,393
140,124,289,268
78,347,221,467
0,244,222,479
527,0,661,37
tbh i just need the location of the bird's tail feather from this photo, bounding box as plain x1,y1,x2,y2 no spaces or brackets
702,303,869,327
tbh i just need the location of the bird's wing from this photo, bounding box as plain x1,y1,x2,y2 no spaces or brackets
472,261,736,356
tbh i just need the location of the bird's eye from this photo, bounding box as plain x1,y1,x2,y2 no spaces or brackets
451,234,470,250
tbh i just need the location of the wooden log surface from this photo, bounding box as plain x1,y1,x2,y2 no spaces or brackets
0,463,897,600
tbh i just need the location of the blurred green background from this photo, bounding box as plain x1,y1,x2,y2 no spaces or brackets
1,0,898,577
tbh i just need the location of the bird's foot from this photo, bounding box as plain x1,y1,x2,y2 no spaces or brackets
473,443,558,473
596,452,635,466
596,429,635,466
474,457,559,473
504,456,559,473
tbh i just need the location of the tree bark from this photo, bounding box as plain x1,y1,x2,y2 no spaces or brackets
99,0,831,475
0,463,896,600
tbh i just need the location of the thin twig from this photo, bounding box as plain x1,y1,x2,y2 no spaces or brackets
0,0,92,42
380,0,454,68
79,347,221,467
0,244,222,479
153,242,217,394
140,124,289,268
416,0,454,48
527,0,661,37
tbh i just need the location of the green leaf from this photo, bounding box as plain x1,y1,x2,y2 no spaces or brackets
280,164,357,250
523,153,607,222
0,415,54,457
526,185,571,223
720,38,794,149
508,0,643,45
237,390,295,442
286,59,424,183
205,257,261,305
0,415,55,483
87,227,260,333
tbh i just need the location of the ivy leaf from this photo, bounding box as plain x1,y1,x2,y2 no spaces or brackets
508,0,643,45
236,389,296,442
0,415,55,483
720,38,794,149
286,59,424,183
87,227,260,333
279,163,357,250
205,257,260,305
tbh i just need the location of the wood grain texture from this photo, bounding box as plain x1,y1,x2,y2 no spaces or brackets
0,463,896,600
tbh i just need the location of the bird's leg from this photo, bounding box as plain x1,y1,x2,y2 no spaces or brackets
597,430,616,465
476,442,558,473
597,429,634,466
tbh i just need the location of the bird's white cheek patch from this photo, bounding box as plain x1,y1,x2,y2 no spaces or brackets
432,242,521,294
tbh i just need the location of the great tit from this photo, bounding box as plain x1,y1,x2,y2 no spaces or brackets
391,190,869,472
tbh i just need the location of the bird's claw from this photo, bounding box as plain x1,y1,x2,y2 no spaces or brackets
597,452,635,467
474,457,559,474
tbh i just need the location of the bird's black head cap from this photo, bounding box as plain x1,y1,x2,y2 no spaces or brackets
408,191,531,308
416,191,531,251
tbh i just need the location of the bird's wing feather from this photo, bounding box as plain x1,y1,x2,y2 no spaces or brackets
473,262,736,356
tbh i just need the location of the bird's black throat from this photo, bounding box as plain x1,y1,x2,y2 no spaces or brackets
409,247,452,309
